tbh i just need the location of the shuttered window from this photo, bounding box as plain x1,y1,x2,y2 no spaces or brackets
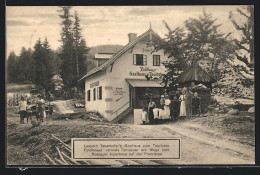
97,86,102,100
153,55,160,66
87,90,91,101
93,88,96,101
133,54,147,65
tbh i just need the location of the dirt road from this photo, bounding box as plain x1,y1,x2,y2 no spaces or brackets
114,123,254,165
7,105,255,165
52,100,75,114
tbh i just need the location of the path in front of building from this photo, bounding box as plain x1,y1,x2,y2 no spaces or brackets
52,100,75,114
113,123,255,165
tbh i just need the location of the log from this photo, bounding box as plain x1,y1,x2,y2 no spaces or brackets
62,144,71,152
51,134,71,150
55,158,67,165
56,147,69,165
61,151,81,165
43,152,57,165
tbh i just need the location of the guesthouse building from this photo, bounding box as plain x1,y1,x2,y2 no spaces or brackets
79,28,170,124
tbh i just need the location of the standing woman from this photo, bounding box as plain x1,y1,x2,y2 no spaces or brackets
164,96,171,119
148,99,156,124
179,90,186,118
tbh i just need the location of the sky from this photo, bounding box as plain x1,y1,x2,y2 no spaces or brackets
6,5,248,56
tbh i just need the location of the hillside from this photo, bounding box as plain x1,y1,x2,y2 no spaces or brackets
198,59,254,105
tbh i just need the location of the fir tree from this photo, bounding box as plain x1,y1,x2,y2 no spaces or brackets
73,11,90,78
33,38,55,99
58,6,77,92
7,51,18,83
16,47,34,83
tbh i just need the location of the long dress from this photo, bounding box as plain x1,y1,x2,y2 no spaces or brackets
163,99,171,119
153,108,159,119
179,95,186,117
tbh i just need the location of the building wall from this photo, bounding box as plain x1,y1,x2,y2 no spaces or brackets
107,43,168,79
84,42,169,122
84,70,109,118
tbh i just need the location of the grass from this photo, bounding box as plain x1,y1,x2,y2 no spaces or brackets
6,107,127,165
190,112,255,146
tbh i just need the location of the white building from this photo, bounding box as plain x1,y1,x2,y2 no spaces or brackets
79,28,170,124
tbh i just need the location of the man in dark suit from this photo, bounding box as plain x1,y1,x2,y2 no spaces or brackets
185,87,193,118
192,92,201,116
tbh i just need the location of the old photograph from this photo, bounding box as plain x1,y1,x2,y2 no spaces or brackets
6,5,255,166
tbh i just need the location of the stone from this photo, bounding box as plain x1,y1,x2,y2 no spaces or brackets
248,106,255,113
228,109,239,115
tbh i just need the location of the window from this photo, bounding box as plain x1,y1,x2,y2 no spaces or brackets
97,86,102,100
87,90,91,101
153,55,160,66
93,88,96,101
133,54,147,66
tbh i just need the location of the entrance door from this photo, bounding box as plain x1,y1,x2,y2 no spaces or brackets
130,87,163,109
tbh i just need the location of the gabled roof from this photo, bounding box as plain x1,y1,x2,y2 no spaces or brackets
176,62,216,83
78,28,161,81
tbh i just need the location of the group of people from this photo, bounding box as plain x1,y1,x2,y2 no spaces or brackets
141,87,201,125
18,94,46,124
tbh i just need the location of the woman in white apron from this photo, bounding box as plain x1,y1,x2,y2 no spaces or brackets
153,107,159,124
179,90,186,117
163,96,171,119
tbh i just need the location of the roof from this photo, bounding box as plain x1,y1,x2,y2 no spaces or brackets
78,28,161,81
176,62,216,83
126,79,163,88
94,53,114,59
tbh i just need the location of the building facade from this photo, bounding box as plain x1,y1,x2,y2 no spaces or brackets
79,28,170,124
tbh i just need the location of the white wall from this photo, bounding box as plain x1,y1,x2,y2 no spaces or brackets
108,43,168,79
84,42,169,122
85,70,108,118
104,77,130,121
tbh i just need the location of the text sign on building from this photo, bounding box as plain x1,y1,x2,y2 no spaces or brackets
129,66,163,77
90,81,99,88
72,138,181,160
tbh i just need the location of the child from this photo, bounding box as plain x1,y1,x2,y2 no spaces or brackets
141,107,148,125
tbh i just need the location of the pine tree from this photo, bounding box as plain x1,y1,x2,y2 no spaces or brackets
33,38,55,99
16,47,34,83
185,9,225,63
78,39,90,77
42,38,55,97
58,6,77,92
153,9,236,87
184,9,235,79
7,51,18,83
229,6,254,67
153,22,187,90
33,38,43,86
73,11,81,79
73,11,90,78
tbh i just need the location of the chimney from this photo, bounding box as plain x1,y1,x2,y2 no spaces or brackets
128,33,137,43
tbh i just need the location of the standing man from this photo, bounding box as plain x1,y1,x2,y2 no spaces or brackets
18,96,27,124
36,95,45,122
172,95,180,121
185,87,193,118
192,92,201,116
